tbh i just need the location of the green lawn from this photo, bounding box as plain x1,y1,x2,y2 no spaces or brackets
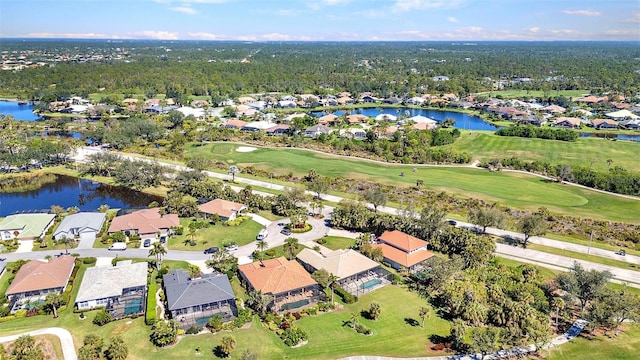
546,324,640,360
167,218,263,251
319,236,356,250
479,89,590,99
187,143,640,223
449,132,640,173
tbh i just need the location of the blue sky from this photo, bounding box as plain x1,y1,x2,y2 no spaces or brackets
1,0,638,41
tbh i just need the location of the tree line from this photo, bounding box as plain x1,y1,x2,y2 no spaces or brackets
496,125,579,141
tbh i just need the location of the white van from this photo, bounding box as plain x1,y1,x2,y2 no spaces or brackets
108,242,127,251
256,229,269,240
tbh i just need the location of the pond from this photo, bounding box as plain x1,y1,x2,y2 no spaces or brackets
0,174,164,216
311,107,498,131
579,132,640,142
0,100,41,121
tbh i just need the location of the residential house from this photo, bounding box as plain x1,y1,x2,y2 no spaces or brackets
620,119,640,129
241,121,276,132
238,257,321,313
237,96,256,104
375,114,397,122
198,199,247,221
405,97,426,106
517,115,547,127
266,124,291,136
318,114,340,126
541,105,566,114
108,208,179,242
122,98,139,106
382,97,402,105
191,100,210,108
163,269,237,329
346,114,369,125
412,122,437,131
605,109,639,121
372,230,434,274
336,96,355,105
360,95,377,103
592,119,619,130
297,248,392,296
339,128,367,140
278,100,297,108
577,95,608,104
53,212,106,242
304,124,332,138
5,255,75,312
223,119,248,129
0,214,56,240
176,106,206,120
442,93,459,102
552,117,582,129
75,261,147,319
408,115,438,127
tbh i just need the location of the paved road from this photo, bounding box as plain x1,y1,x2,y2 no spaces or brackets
66,147,640,287
0,327,77,360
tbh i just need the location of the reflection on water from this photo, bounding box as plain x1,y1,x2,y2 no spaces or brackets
0,174,163,216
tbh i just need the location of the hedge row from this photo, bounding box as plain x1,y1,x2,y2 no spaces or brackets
146,278,158,325
333,285,358,304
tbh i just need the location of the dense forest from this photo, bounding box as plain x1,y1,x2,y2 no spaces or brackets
1,40,639,101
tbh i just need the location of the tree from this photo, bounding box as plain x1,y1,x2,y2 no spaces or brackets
255,239,268,262
468,326,505,360
104,336,128,360
44,292,64,318
551,297,565,330
10,335,44,360
79,335,103,360
150,320,179,347
58,236,73,254
240,349,258,360
368,302,381,320
148,242,166,270
556,164,573,183
517,213,547,247
588,287,640,335
449,318,467,350
219,335,236,358
50,205,64,217
418,306,431,328
328,273,339,304
228,165,240,182
363,187,387,212
556,262,612,311
468,205,505,234
349,311,359,330
188,264,201,278
98,204,110,213
283,237,300,260
306,176,330,200
246,290,271,317
311,268,330,289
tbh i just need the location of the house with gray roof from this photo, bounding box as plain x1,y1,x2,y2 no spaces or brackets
53,212,106,242
163,269,237,329
75,261,147,319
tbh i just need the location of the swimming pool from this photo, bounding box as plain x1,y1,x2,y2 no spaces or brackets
124,298,142,314
361,279,382,290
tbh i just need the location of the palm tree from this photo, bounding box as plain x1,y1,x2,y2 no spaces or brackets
148,242,167,270
220,335,236,358
368,302,381,320
606,158,613,169
188,264,201,279
45,292,63,318
418,306,431,328
246,290,271,317
551,297,565,330
328,273,339,304
256,239,268,262
228,166,240,182
283,237,299,260
349,311,359,330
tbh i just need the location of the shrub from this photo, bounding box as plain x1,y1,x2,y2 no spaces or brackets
207,315,223,332
280,326,308,347
82,257,97,265
174,226,184,235
355,323,372,335
185,325,203,335
93,310,113,326
145,281,158,325
223,216,250,227
315,238,327,245
333,285,358,304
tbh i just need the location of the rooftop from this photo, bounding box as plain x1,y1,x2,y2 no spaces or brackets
0,213,56,239
108,208,179,235
6,255,75,296
75,261,148,303
163,269,236,311
378,230,428,252
296,248,379,280
238,257,317,295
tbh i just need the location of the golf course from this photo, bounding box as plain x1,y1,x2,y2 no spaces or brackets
187,142,640,223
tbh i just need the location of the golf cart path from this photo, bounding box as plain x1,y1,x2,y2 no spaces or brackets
0,327,77,360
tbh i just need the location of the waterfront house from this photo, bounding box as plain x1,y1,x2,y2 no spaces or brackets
198,199,247,221
0,213,56,241
238,257,321,313
163,269,237,329
6,255,75,312
223,119,248,129
372,230,434,274
339,128,367,140
53,212,106,242
265,124,291,136
108,208,179,241
592,119,619,130
552,117,582,129
297,248,391,296
304,124,332,138
605,109,639,121
75,260,147,319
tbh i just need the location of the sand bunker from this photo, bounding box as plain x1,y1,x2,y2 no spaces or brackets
236,146,257,153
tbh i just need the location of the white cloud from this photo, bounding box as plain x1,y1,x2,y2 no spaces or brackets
169,6,199,15
393,0,463,13
134,30,179,40
528,27,540,33
259,33,295,41
563,10,601,16
619,12,640,23
23,32,109,38
187,32,221,40
323,0,349,5
356,9,387,18
447,16,459,23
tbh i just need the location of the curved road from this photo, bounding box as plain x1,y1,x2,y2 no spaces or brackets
0,327,77,360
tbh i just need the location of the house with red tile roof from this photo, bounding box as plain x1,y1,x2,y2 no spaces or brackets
6,255,75,311
224,119,248,129
108,208,179,240
552,117,582,129
592,119,619,129
372,230,434,274
238,257,321,313
198,199,247,221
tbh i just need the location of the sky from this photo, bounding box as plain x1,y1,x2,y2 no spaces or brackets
0,0,639,41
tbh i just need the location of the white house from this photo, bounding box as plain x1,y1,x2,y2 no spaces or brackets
53,212,106,242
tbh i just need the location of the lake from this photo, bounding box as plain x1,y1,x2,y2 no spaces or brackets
0,101,41,121
311,107,498,131
0,174,164,216
579,132,640,142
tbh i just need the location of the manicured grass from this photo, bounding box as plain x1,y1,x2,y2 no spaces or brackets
479,89,590,99
256,210,285,221
319,236,356,250
187,143,640,223
546,324,640,360
449,132,640,173
167,217,263,251
0,269,12,298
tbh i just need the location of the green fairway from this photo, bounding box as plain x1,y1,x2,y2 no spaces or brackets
546,324,640,360
479,89,590,99
449,132,640,173
187,143,640,223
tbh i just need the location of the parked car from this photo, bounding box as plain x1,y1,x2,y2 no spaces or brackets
225,244,239,252
108,242,127,251
204,246,219,254
143,239,151,247
159,236,167,243
447,220,457,226
615,249,626,256
280,228,291,236
256,229,269,240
